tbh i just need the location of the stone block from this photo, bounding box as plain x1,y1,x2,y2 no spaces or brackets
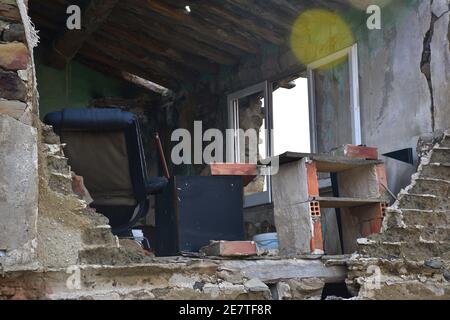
286,278,325,300
0,99,27,119
0,69,27,101
2,23,25,42
0,42,29,70
0,1,21,22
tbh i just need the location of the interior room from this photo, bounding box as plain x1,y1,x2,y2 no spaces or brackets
1,0,449,301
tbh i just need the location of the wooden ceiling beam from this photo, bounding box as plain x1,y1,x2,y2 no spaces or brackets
85,33,196,84
78,44,177,89
123,0,246,57
219,0,296,31
165,0,286,45
109,9,239,65
142,0,260,54
99,23,219,75
47,0,119,69
76,56,169,95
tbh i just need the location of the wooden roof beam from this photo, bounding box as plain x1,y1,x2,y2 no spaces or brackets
110,9,239,65
99,23,219,75
76,56,170,96
48,0,119,69
143,0,260,54
85,33,196,84
78,44,178,89
165,0,286,45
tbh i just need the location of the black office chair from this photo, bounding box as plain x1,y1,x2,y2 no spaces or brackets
44,108,168,235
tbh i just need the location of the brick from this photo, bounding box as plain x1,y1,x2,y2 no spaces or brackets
331,144,379,160
200,241,257,257
0,70,27,101
306,162,319,197
207,163,257,186
0,42,29,70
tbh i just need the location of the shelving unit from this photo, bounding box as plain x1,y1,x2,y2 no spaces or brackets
272,147,390,256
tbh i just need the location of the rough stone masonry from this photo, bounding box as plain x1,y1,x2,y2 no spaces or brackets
347,131,450,299
0,0,39,269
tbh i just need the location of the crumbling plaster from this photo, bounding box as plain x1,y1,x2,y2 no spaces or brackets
0,0,40,269
431,1,450,132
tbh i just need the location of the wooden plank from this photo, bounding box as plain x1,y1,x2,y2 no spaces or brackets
272,152,383,172
221,259,347,284
144,0,260,54
48,0,120,69
99,24,219,75
78,45,177,89
111,8,238,65
314,197,383,208
169,0,286,45
87,32,196,83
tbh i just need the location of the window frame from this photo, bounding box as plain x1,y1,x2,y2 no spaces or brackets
227,81,273,208
307,43,362,153
227,43,361,207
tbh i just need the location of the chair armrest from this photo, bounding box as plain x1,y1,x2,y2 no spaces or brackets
146,177,168,195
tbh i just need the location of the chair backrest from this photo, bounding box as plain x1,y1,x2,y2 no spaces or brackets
44,108,149,207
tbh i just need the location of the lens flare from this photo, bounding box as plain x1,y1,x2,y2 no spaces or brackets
290,9,354,69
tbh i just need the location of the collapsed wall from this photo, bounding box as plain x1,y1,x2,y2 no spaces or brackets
0,0,137,273
0,0,39,269
347,130,450,299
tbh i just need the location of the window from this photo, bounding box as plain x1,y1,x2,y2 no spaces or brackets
227,82,272,207
307,44,361,153
228,44,361,207
272,76,311,155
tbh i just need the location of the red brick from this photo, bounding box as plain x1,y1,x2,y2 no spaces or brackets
200,241,257,257
306,162,319,197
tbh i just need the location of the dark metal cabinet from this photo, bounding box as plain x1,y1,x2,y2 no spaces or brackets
155,176,244,256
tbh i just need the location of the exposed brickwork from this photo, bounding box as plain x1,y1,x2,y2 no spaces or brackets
347,130,450,299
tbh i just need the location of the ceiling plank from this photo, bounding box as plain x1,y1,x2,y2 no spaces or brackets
165,0,286,45
85,33,196,84
48,0,119,69
99,23,219,75
109,9,239,65
142,0,260,54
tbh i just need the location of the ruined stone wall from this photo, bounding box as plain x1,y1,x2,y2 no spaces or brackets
347,130,450,299
0,0,121,271
0,0,39,269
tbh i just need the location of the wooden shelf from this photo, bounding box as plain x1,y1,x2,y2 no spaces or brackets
270,152,383,173
313,197,383,208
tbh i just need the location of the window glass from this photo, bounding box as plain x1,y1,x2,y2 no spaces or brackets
272,77,310,155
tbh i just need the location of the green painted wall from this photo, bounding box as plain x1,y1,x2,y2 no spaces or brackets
35,51,143,119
